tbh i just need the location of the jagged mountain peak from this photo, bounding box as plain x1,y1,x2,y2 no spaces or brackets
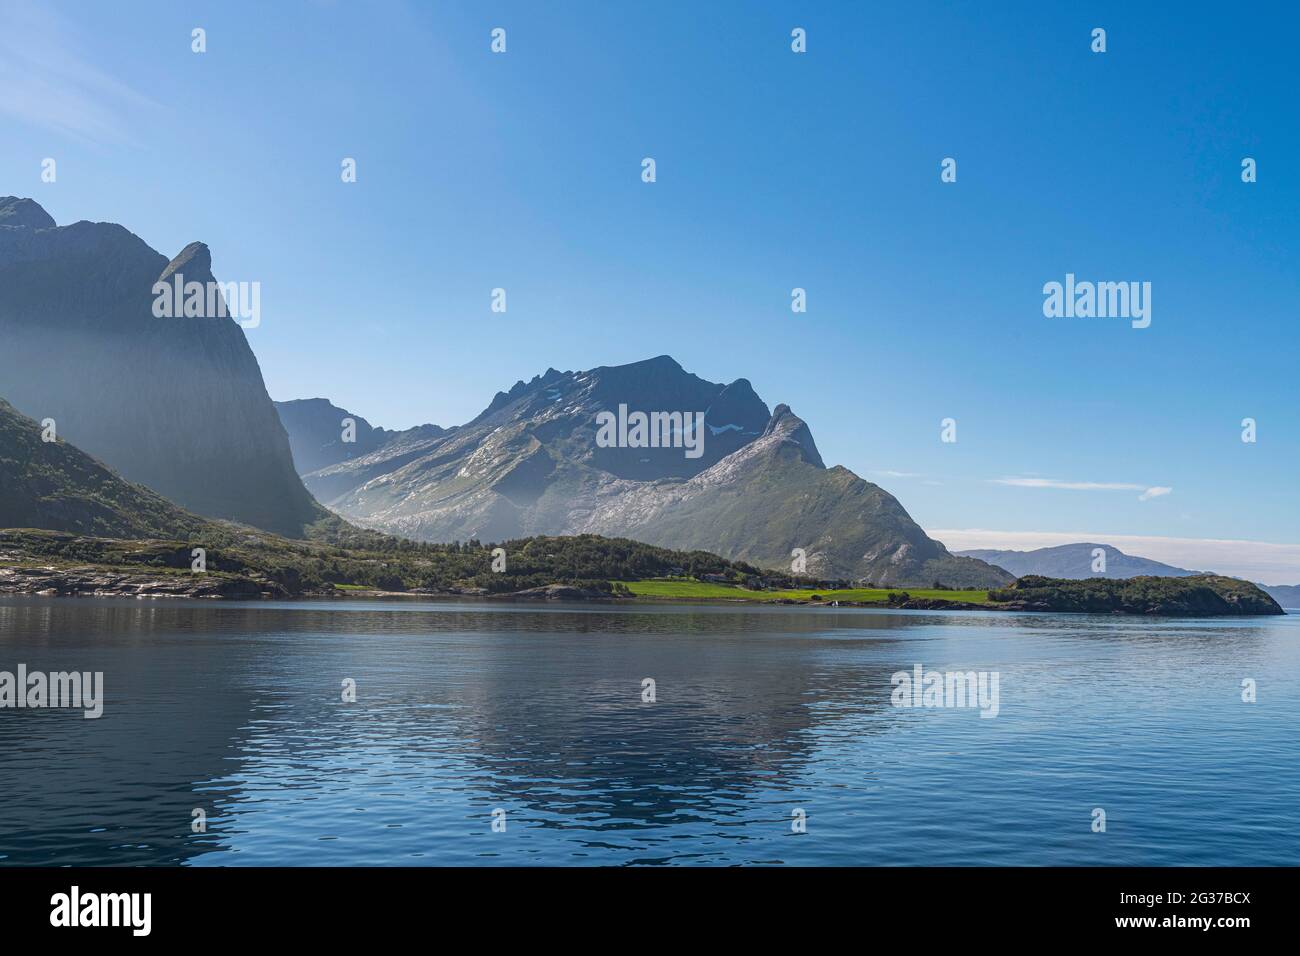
719,376,758,396
618,354,682,372
759,404,824,467
0,196,56,230
160,240,213,282
709,378,769,429
585,355,710,398
765,403,798,428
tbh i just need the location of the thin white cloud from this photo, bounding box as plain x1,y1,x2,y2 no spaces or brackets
0,0,162,144
1138,486,1173,502
930,528,1300,585
992,476,1172,501
873,470,925,479
993,477,1142,491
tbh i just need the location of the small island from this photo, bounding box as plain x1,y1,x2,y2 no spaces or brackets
987,574,1284,616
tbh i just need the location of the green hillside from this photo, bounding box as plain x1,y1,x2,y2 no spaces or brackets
0,398,214,539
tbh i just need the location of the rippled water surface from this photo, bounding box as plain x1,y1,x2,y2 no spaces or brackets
1,598,1297,866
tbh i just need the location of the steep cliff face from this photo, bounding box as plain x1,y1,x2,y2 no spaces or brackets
292,356,1011,586
0,197,322,536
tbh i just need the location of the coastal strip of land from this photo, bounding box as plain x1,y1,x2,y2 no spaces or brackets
0,529,1283,616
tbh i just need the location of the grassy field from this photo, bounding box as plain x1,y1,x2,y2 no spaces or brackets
615,578,992,604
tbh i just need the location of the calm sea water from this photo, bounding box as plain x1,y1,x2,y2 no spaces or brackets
1,597,1296,867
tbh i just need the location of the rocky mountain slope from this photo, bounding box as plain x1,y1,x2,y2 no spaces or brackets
284,356,1010,586
0,197,322,536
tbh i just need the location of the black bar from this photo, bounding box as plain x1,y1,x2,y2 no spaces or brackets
0,866,1276,941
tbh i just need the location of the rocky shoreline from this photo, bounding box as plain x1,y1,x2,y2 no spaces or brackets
0,567,617,602
0,565,277,599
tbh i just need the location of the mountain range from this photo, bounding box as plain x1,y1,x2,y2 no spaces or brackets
10,196,1282,595
276,356,1012,587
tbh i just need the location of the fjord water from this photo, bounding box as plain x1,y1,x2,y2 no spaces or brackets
1,598,1296,867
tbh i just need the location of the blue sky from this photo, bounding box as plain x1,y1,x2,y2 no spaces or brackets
3,1,1298,579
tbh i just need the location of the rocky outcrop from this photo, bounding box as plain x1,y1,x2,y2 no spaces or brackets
0,565,273,599
510,584,613,600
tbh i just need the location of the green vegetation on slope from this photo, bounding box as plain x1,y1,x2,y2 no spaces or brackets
0,398,213,539
0,530,820,597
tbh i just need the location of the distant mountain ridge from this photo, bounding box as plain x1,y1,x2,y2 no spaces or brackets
957,543,1201,579
1264,584,1300,609
0,196,323,537
958,541,1300,610
273,398,447,476
278,356,1011,587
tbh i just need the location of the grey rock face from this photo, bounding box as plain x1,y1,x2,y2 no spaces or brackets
0,565,269,599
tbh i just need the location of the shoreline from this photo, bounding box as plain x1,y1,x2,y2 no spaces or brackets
0,568,1286,617
0,568,984,609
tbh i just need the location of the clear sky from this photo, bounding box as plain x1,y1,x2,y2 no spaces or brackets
3,1,1297,579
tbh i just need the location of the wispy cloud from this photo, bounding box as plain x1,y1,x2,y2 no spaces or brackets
0,0,162,144
1137,486,1172,502
873,470,925,479
929,528,1300,585
992,476,1172,502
